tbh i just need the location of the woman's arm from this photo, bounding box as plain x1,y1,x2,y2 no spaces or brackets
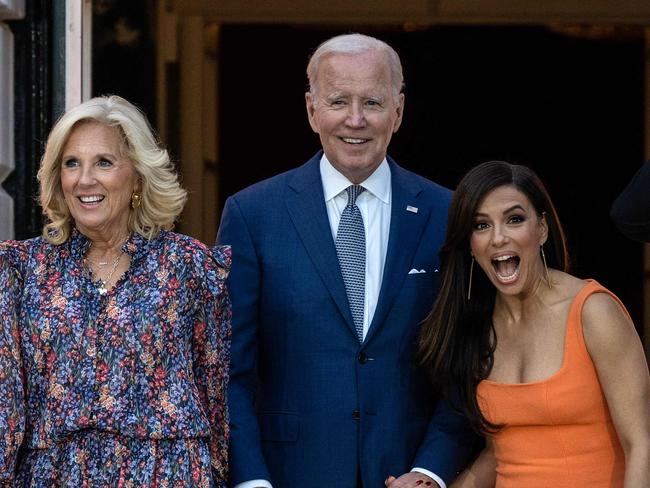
191,245,232,487
582,292,650,488
450,438,496,488
0,252,26,484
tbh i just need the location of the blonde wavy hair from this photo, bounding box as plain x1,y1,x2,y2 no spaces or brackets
37,95,187,244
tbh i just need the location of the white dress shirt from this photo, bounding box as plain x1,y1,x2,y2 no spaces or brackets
235,155,446,488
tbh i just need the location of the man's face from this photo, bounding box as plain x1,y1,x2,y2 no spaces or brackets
305,50,404,184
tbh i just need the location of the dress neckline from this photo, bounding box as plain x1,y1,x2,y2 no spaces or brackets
480,279,598,387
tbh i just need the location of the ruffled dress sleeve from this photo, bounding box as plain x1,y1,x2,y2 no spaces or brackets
0,242,27,485
190,244,232,487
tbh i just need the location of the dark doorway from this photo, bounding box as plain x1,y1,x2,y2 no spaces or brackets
219,24,645,331
92,0,156,121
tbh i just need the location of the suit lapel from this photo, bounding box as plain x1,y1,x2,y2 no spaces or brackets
285,155,357,333
365,160,431,343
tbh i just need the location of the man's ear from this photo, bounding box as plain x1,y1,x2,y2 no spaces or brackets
392,92,405,133
305,92,319,134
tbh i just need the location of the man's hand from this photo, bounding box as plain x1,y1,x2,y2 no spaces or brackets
385,473,441,488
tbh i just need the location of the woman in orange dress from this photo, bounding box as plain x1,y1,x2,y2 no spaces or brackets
419,161,650,487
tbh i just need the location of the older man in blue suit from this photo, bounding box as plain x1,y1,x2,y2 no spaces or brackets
217,34,475,488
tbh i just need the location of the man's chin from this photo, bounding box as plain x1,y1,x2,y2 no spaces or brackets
328,156,383,180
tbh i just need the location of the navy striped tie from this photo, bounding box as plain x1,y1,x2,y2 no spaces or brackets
336,185,366,342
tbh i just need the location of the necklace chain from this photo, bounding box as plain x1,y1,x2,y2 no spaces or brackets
85,236,129,295
87,252,122,295
86,257,110,268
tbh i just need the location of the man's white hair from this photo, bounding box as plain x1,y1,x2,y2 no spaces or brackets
306,33,404,102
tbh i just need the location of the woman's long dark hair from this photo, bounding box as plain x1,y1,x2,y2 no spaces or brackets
418,161,570,434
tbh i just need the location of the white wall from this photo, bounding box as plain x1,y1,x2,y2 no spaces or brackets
0,23,15,240
0,0,24,240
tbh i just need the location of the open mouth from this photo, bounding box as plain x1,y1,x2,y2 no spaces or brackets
339,137,369,145
78,195,105,204
491,254,520,283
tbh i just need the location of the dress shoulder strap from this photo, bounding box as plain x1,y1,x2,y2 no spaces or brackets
566,280,630,357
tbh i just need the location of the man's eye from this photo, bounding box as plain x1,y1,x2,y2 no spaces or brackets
330,100,346,106
366,100,381,107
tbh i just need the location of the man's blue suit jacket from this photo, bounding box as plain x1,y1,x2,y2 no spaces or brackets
217,153,474,488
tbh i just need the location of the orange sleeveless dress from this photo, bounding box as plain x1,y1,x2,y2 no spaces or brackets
476,281,626,487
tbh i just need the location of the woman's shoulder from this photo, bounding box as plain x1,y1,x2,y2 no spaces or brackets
544,270,587,306
551,271,619,309
543,273,631,360
0,237,50,282
556,277,633,354
550,271,620,311
550,270,585,290
580,282,629,327
158,231,231,276
0,236,44,264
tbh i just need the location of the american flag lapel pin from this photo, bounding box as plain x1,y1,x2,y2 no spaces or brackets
406,205,418,213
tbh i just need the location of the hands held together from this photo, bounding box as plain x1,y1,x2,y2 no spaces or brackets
385,473,440,488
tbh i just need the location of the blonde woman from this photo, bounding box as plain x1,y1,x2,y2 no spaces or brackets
0,96,231,486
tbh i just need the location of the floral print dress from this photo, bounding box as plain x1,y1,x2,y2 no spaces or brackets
0,230,231,487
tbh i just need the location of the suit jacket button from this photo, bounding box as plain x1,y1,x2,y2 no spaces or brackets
358,352,368,364
352,410,361,420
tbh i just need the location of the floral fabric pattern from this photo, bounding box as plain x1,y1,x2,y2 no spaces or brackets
0,230,231,487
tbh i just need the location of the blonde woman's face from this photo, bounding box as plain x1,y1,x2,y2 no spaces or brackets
60,121,138,241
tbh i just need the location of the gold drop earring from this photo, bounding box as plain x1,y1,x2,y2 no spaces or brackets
131,192,141,209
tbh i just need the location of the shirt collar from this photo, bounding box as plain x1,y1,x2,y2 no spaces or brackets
320,154,391,204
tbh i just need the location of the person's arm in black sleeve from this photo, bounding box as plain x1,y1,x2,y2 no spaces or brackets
610,161,650,242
